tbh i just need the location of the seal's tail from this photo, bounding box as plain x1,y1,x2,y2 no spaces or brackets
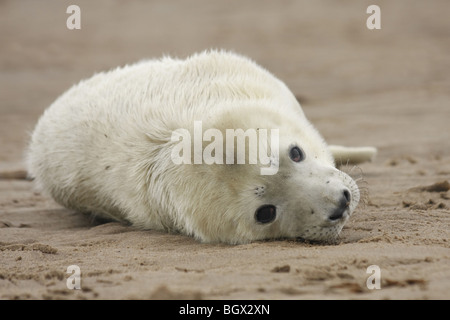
329,145,377,167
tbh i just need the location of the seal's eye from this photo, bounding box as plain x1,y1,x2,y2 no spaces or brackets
289,146,305,162
255,205,276,224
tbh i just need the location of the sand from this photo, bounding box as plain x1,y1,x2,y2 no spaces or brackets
1,0,449,300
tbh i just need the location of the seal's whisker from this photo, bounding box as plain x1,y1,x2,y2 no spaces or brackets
338,164,370,210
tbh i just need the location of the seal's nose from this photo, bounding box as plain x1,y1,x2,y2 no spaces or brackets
328,189,351,221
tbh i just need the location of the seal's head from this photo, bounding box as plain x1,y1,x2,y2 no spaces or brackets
250,111,360,243
175,103,360,244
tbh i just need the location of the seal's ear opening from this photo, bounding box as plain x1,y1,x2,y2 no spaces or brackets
255,205,276,224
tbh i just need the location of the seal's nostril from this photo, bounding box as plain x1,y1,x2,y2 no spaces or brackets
329,190,351,221
329,208,345,221
343,189,351,205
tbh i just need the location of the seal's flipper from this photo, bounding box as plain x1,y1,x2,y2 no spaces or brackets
329,145,377,167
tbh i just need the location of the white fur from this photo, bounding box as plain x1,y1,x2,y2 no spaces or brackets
27,50,370,244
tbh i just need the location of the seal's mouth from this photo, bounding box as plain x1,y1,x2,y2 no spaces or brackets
295,226,343,245
291,214,349,244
